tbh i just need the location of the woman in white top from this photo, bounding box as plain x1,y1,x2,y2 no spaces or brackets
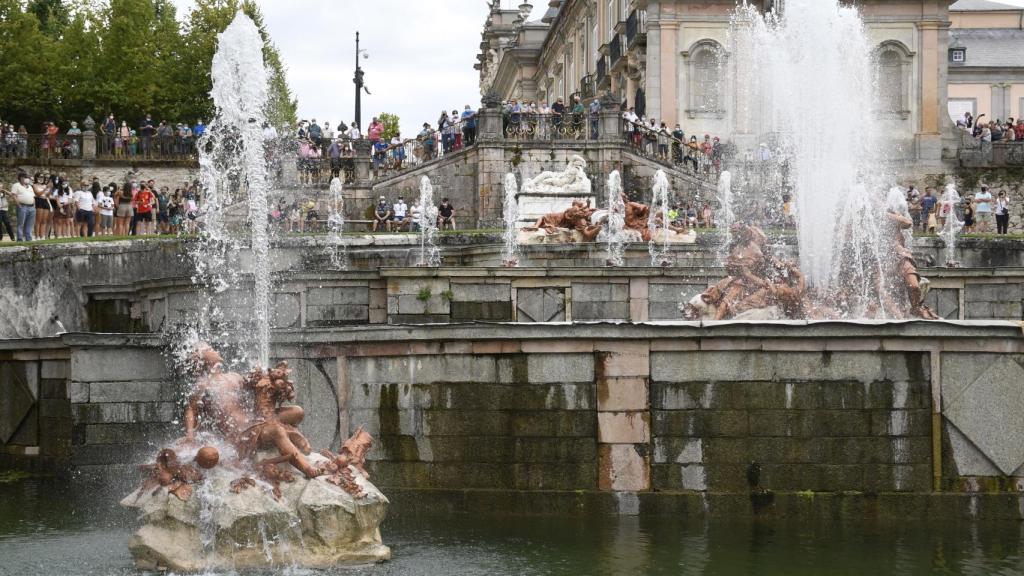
97,187,115,236
55,182,75,237
73,185,96,237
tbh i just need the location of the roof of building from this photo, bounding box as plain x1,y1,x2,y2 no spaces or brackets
950,0,1023,11
950,28,1024,67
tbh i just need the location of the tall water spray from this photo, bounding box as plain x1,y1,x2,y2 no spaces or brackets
326,177,347,269
647,170,672,266
502,173,520,267
716,170,735,260
940,182,963,267
188,12,273,366
730,0,896,315
605,171,626,267
417,176,441,267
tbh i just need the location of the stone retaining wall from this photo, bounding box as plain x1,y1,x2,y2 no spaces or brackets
94,267,1024,335
3,322,1024,520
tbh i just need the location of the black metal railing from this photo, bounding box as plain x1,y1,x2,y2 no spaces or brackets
596,56,607,85
0,133,81,160
609,35,623,67
289,127,480,187
580,74,595,100
503,112,594,141
626,10,640,45
96,133,196,160
622,119,721,182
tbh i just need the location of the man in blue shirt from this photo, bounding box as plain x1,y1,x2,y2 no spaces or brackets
460,106,476,146
920,188,937,232
193,121,205,138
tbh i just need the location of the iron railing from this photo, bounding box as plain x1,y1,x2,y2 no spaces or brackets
503,111,596,141
626,9,646,46
0,133,82,160
609,35,623,68
596,56,607,86
622,119,721,182
290,128,479,187
580,74,595,100
96,133,196,160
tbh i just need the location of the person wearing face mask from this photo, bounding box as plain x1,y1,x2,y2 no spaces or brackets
33,173,52,239
11,172,35,241
118,121,131,157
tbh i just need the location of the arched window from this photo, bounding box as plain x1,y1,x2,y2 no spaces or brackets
878,50,903,113
694,50,719,112
875,41,913,119
684,41,726,119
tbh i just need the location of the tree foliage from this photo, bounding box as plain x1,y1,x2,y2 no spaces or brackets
378,112,400,141
0,0,297,131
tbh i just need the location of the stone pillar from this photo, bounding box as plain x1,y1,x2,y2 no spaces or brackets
476,108,503,143
81,115,97,160
659,22,679,128
599,92,623,144
646,22,662,123
596,341,651,505
916,20,946,165
82,131,97,160
352,139,372,185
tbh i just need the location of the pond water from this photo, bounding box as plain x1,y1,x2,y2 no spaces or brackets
2,478,1023,575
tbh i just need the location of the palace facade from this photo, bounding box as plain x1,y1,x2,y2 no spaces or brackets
477,0,958,170
947,0,1024,123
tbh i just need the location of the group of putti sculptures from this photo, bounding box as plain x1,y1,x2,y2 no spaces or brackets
524,195,691,245
135,342,373,503
515,156,695,251
684,209,938,321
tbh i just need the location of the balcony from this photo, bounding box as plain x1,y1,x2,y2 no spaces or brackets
626,9,646,47
596,56,607,85
609,34,623,68
580,74,595,99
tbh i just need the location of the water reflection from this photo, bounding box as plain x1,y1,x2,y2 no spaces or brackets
3,479,1024,575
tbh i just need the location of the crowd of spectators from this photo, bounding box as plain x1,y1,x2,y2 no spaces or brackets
293,108,479,184
502,95,594,138
906,183,1012,235
957,112,1024,146
621,107,724,176
97,114,205,158
0,115,205,160
1,171,201,242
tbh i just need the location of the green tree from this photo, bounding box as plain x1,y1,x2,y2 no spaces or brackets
96,0,163,124
0,0,296,132
0,0,60,127
27,0,69,37
56,8,103,123
378,112,400,140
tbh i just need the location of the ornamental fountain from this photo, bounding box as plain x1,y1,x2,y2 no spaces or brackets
120,13,389,571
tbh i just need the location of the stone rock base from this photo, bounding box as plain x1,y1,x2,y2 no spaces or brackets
121,453,390,572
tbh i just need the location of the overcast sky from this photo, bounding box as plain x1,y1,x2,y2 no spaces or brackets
170,0,547,137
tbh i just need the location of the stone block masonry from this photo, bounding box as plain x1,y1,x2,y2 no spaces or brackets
5,322,1024,521
650,351,933,493
317,322,1023,512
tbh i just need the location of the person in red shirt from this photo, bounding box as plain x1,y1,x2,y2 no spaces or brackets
134,184,156,235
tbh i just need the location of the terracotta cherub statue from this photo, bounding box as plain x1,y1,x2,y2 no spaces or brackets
138,448,205,502
183,343,320,479
320,427,375,498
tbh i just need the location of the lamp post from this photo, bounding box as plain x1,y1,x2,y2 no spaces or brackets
354,31,370,132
